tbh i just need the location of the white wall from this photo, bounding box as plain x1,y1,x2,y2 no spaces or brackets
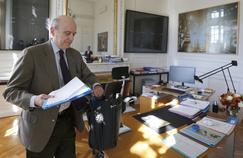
167,0,243,100
123,0,169,68
94,0,114,55
69,0,95,53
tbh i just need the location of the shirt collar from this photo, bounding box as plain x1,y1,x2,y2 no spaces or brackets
50,39,66,54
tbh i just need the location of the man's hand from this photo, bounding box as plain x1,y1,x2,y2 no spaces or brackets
34,94,54,107
93,85,104,98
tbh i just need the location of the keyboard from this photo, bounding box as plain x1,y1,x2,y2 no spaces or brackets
162,87,186,94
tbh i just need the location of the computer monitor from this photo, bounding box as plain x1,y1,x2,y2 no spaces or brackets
169,66,196,88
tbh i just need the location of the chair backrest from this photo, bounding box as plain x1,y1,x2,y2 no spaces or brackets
112,66,129,80
104,81,122,99
111,66,130,97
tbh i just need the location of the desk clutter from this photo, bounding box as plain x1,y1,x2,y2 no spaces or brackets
136,104,236,157
142,84,214,100
130,67,168,74
138,85,236,158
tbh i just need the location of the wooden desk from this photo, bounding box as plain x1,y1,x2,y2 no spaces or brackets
95,72,113,83
139,94,175,113
105,107,187,158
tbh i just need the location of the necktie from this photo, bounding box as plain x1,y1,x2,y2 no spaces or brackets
59,49,71,84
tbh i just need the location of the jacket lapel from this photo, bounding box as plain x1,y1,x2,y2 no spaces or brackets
43,41,60,89
66,49,77,79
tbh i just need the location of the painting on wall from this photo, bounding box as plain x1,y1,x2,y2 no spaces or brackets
178,2,238,54
98,32,108,52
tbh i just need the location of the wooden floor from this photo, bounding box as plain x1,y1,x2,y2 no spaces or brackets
1,115,243,158
0,116,96,158
0,85,21,118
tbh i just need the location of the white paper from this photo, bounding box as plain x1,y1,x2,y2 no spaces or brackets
162,133,208,158
197,117,235,135
169,105,201,118
42,77,92,109
180,98,210,110
142,115,170,129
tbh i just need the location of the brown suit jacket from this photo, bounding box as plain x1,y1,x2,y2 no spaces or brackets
2,41,97,152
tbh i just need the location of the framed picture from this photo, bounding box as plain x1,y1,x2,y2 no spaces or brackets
178,2,239,54
98,32,108,52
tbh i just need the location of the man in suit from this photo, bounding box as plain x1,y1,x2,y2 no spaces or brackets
84,45,93,63
2,15,104,158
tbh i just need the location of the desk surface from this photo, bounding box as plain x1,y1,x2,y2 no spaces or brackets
104,103,242,158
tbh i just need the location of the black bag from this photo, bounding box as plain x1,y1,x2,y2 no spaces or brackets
87,94,122,151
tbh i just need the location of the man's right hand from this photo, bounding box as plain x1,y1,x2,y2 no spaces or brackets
34,94,54,107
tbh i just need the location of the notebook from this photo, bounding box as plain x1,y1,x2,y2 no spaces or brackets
162,133,208,158
180,123,225,146
197,117,235,135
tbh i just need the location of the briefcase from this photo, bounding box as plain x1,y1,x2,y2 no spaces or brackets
87,94,122,151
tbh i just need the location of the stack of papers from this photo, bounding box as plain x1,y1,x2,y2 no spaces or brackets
197,117,235,135
169,105,201,118
162,133,208,158
169,98,210,118
180,98,210,112
42,77,92,109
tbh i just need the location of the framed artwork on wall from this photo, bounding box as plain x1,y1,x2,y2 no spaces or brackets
98,32,108,52
178,2,239,54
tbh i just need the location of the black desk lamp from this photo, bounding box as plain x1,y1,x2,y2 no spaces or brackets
194,60,237,93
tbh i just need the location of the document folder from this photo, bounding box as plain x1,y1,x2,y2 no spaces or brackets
42,77,92,109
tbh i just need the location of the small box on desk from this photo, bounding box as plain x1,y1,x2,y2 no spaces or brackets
139,93,174,113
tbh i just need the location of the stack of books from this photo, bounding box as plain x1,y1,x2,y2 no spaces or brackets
168,98,210,118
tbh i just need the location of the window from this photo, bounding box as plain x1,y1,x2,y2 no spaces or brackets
0,0,49,50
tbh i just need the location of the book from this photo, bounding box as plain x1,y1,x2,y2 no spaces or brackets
180,123,225,146
42,77,92,109
168,105,201,118
162,133,208,158
196,117,235,135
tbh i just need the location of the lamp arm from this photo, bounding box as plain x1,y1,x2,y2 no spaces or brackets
198,63,233,79
198,66,229,80
195,60,237,93
227,68,236,93
221,68,230,92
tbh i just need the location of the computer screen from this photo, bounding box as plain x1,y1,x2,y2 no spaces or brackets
169,66,196,87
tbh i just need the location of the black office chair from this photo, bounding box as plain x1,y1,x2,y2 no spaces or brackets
111,66,136,134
